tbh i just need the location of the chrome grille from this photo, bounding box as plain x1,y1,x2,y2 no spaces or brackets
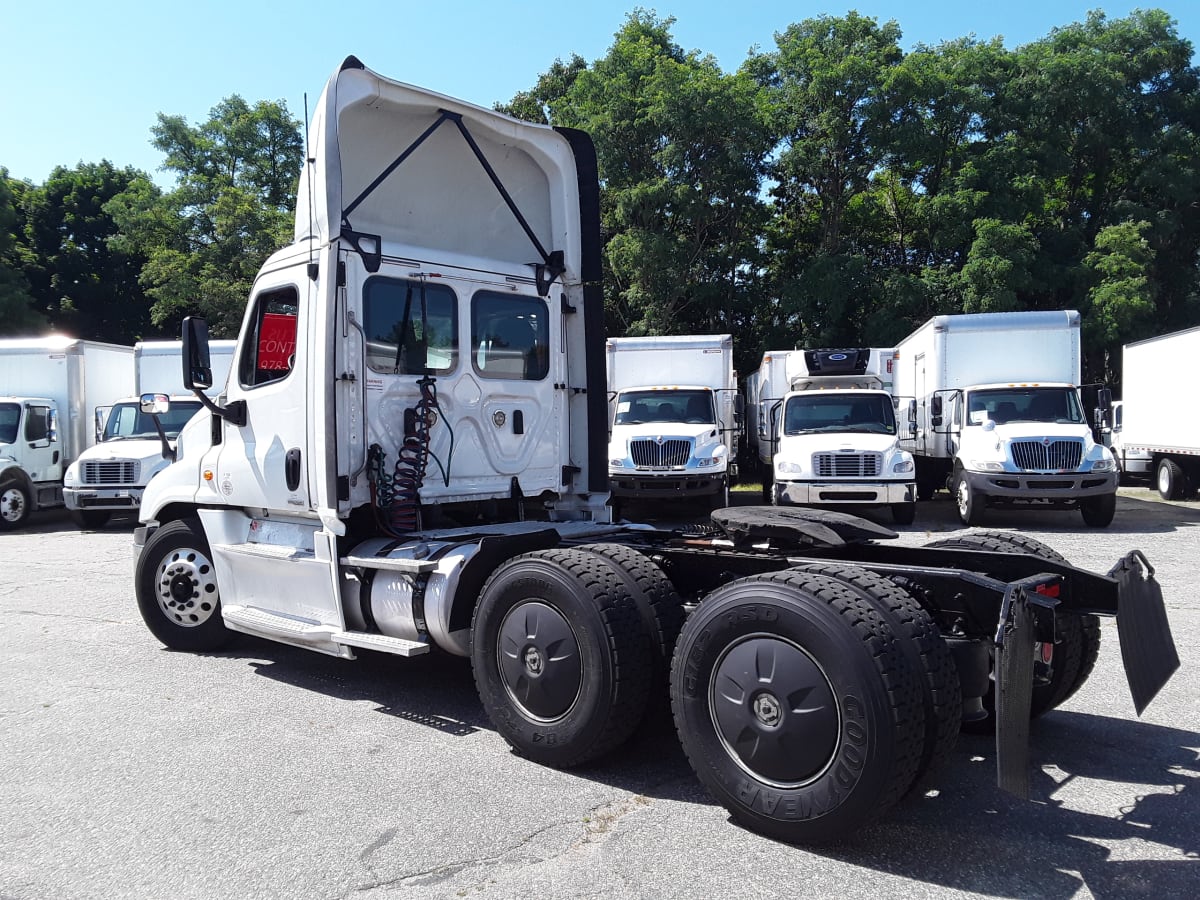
81,460,139,485
631,438,691,467
1011,440,1083,471
813,452,882,477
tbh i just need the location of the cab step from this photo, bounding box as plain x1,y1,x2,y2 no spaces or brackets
332,630,430,656
221,607,430,657
341,554,438,573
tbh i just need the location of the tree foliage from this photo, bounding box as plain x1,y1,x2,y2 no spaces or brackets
0,170,44,334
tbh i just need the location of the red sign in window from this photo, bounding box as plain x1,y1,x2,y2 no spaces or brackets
258,313,296,371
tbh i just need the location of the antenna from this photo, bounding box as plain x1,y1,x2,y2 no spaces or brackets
304,92,317,280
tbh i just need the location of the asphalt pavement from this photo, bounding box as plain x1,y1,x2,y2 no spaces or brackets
0,490,1196,899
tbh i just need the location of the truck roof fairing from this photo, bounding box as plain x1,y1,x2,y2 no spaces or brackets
295,56,596,291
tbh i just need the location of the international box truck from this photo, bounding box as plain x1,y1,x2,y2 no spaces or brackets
894,310,1118,527
62,340,236,528
0,337,134,528
605,334,738,515
129,57,1175,844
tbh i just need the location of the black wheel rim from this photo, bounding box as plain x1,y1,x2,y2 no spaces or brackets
709,634,840,788
497,601,583,722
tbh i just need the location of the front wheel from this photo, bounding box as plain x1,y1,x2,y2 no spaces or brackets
134,519,230,651
0,481,32,530
891,502,916,525
953,471,983,526
670,570,923,844
1079,493,1116,528
71,509,111,529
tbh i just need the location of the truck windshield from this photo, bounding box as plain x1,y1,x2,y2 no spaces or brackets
102,401,203,440
783,394,896,435
0,402,18,444
966,388,1084,425
614,390,715,425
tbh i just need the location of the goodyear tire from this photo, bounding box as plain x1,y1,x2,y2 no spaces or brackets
789,563,961,782
134,519,231,651
924,531,1100,729
471,548,652,768
670,570,923,844
0,481,32,530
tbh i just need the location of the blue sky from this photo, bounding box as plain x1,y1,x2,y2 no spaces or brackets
2,1,1196,188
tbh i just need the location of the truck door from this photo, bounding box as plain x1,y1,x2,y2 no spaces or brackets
20,403,62,485
210,278,311,512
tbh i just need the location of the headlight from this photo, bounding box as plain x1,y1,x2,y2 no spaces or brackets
892,459,914,474
695,457,720,467
64,467,78,487
968,460,1006,472
609,458,626,468
777,461,805,474
1091,458,1115,472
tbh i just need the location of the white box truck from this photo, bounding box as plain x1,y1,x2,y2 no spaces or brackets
605,334,738,513
62,340,236,527
895,310,1118,527
1094,399,1152,484
756,348,915,524
1111,326,1200,499
0,336,134,528
127,57,1176,846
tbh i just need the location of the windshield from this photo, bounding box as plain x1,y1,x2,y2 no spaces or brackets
614,389,715,425
783,393,897,435
0,403,18,444
102,401,203,440
966,388,1084,425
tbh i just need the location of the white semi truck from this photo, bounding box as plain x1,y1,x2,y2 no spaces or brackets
894,310,1119,527
62,340,235,528
130,57,1176,844
1105,326,1200,499
0,336,134,529
605,334,737,514
752,348,914,523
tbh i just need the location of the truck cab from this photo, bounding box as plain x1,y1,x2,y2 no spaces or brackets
772,387,916,524
62,396,203,528
935,382,1118,525
0,398,60,528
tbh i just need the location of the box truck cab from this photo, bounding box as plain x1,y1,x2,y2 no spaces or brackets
896,311,1118,527
0,337,134,529
605,335,737,513
62,340,235,528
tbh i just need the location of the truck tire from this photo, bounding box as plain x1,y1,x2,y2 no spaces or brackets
1079,492,1116,528
575,542,686,699
923,532,1100,729
471,548,653,768
0,481,32,530
709,478,730,512
1156,457,1189,501
71,510,111,530
670,570,923,844
788,563,961,783
891,502,916,525
761,471,773,504
134,519,231,651
952,470,983,526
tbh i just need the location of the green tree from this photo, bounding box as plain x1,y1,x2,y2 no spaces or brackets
0,171,44,334
110,96,304,336
14,162,153,342
495,55,588,125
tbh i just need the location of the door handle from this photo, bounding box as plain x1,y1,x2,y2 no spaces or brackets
285,448,301,491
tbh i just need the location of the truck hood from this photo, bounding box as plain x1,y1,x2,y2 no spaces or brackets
986,422,1093,442
74,438,173,466
778,432,900,454
611,422,720,442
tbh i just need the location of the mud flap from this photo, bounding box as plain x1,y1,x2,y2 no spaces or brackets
1110,551,1180,715
994,585,1035,799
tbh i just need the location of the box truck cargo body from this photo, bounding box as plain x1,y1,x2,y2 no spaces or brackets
126,57,1177,847
62,340,238,527
606,334,738,512
895,310,1117,526
0,337,134,527
1117,326,1200,499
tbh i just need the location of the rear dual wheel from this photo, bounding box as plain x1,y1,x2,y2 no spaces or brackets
670,570,925,844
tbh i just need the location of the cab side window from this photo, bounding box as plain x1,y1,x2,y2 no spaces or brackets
239,286,299,388
25,405,51,442
472,292,549,380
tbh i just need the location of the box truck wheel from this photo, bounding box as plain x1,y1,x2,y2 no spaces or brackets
1156,457,1189,501
923,532,1100,731
0,481,32,530
1079,493,1116,527
669,570,923,844
71,510,110,530
787,563,961,783
471,549,652,768
952,470,983,526
134,519,231,651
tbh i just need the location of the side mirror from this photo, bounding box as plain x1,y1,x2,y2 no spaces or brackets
182,316,214,391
